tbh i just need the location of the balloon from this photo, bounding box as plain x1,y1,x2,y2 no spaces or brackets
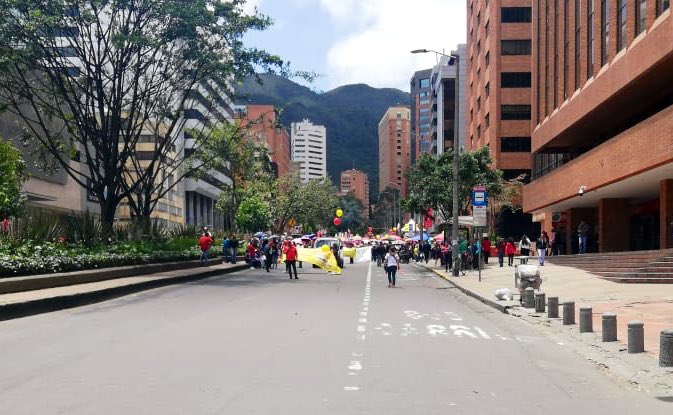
321,244,330,253
336,209,343,218
333,217,342,226
392,227,396,232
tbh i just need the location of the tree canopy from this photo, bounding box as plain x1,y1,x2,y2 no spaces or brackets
403,147,503,224
0,0,289,233
0,138,27,219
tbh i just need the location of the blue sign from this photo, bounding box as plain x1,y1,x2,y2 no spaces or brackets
472,190,487,206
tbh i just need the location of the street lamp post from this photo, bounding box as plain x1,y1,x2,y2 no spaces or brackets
411,48,461,276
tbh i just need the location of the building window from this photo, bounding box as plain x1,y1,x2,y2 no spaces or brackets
485,113,490,128
500,137,532,152
501,39,532,55
575,0,582,89
501,7,533,22
477,40,481,54
657,0,670,16
501,105,532,120
588,0,595,77
477,96,481,111
420,78,430,88
601,0,609,66
485,51,490,67
564,0,570,99
477,125,481,138
501,72,532,87
618,0,627,51
485,21,490,37
637,0,647,34
553,0,559,109
485,82,490,97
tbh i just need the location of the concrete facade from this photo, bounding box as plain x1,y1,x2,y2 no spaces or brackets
378,107,411,198
340,169,370,219
291,119,327,182
467,0,533,180
524,1,673,252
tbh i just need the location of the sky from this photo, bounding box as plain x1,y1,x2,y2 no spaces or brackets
243,0,467,93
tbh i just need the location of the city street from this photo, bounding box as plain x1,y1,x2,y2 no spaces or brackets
0,261,670,414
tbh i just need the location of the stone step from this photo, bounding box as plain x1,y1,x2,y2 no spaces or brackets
600,275,673,283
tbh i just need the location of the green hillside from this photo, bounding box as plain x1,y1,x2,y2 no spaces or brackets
235,74,410,199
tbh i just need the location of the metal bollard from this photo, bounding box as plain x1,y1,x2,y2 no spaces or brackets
579,307,593,332
299,261,302,268
350,257,354,264
547,297,559,318
534,292,546,312
523,287,535,308
562,301,575,325
628,321,644,353
602,313,618,342
660,329,673,367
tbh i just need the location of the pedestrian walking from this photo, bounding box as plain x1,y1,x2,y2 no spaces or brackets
384,247,400,288
496,238,505,267
222,236,230,263
578,220,589,254
284,239,299,279
423,241,431,264
505,237,516,267
519,234,532,263
442,243,453,272
481,237,491,264
229,235,238,263
263,240,272,272
198,232,214,265
536,233,547,265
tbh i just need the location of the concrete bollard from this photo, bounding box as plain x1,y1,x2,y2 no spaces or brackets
523,287,535,308
602,313,618,342
579,307,593,333
547,297,559,318
562,301,575,325
628,321,644,353
534,292,546,312
660,329,673,367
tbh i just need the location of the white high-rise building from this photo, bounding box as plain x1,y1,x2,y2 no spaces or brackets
291,119,327,182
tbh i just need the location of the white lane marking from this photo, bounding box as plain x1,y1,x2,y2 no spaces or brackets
427,324,448,336
474,326,491,339
444,312,463,321
348,361,362,371
344,262,372,392
449,325,478,338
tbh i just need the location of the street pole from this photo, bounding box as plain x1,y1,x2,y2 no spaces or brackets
451,55,460,276
411,48,461,275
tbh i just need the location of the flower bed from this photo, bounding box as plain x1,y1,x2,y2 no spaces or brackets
0,240,210,277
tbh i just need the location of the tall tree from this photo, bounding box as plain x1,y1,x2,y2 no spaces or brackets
403,147,504,225
0,0,288,234
0,138,27,219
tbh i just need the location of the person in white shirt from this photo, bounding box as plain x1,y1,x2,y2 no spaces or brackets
384,248,400,288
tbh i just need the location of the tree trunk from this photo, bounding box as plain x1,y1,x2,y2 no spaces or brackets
100,197,119,240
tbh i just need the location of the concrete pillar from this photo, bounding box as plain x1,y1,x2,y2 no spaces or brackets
563,301,575,325
660,179,673,250
579,307,593,332
598,199,630,252
628,321,645,353
660,329,673,367
534,292,546,313
548,297,559,318
523,287,535,308
602,313,618,342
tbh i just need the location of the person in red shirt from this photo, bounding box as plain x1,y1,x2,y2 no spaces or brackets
496,238,506,268
505,237,517,267
481,237,491,264
198,232,215,265
283,239,299,280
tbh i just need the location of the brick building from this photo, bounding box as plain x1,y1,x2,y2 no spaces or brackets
523,0,673,252
235,105,291,177
378,107,411,198
340,169,370,219
467,1,534,181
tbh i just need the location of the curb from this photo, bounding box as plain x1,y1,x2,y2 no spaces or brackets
0,264,248,322
421,265,513,313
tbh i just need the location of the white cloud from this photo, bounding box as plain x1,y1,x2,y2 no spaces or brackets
320,0,466,91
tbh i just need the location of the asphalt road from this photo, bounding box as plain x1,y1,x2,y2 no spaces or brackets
0,261,671,414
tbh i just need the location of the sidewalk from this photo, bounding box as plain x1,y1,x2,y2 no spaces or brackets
419,259,673,394
0,262,248,321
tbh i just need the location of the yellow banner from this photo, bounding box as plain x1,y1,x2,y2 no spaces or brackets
281,247,342,274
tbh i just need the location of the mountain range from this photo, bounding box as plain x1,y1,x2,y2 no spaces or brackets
235,74,411,199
